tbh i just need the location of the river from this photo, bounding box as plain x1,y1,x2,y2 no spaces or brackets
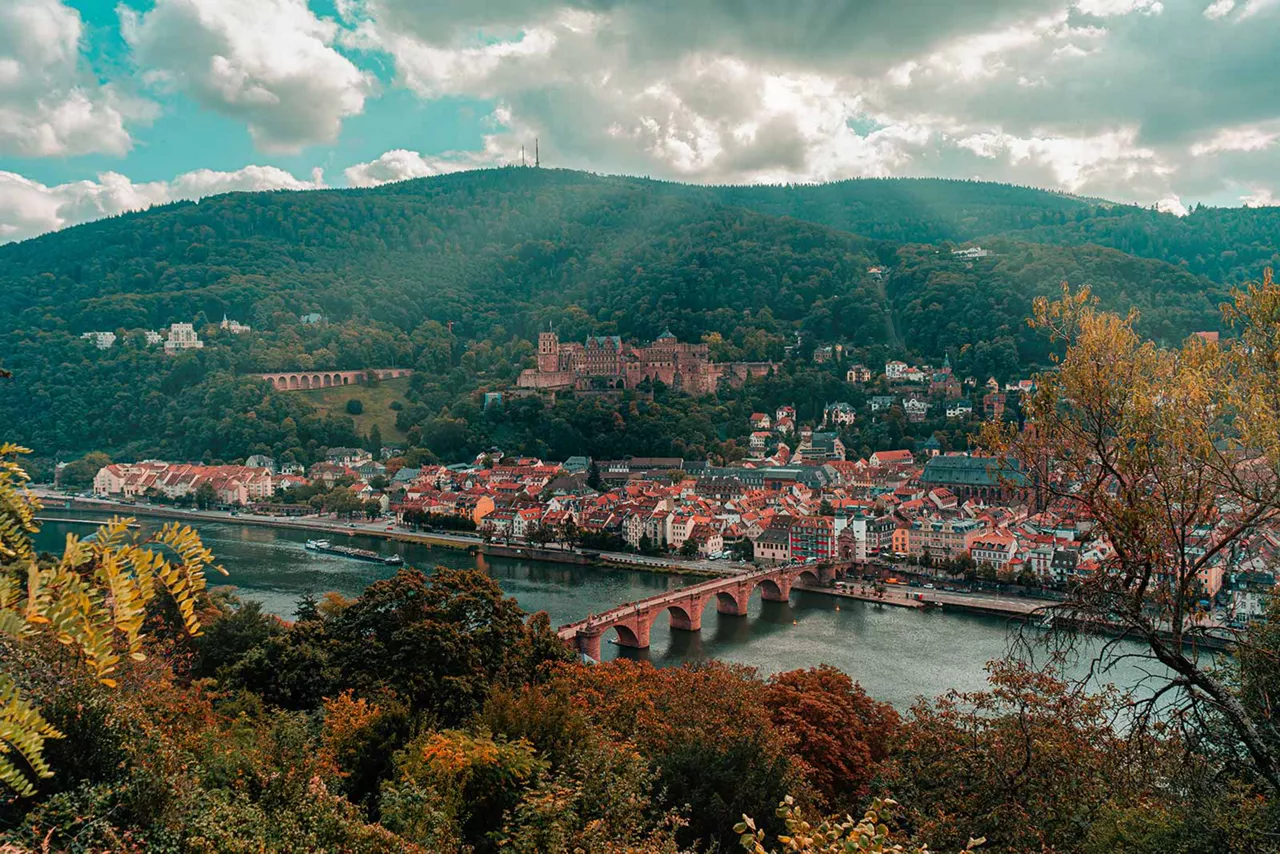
30,513,1152,710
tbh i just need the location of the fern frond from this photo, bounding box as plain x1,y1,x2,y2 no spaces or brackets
0,673,63,797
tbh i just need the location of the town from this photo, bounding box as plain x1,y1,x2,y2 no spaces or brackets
83,355,1272,632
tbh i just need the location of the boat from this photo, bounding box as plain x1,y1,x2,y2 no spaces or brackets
305,538,403,565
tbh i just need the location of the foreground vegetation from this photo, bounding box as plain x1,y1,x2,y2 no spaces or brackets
4,442,1280,851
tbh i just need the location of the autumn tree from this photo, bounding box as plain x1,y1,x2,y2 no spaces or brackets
761,665,900,810
988,273,1280,790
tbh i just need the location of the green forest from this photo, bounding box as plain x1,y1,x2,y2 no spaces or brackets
0,168,1269,466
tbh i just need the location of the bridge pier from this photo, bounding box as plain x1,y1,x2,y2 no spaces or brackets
575,626,603,662
667,602,703,632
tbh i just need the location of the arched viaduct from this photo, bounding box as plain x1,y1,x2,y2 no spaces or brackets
558,561,850,661
252,368,413,391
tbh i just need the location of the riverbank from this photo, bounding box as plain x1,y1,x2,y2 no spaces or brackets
32,493,733,579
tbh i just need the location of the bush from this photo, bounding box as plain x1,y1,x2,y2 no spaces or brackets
346,399,364,415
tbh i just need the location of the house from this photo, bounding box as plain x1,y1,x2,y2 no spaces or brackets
749,431,772,453
846,364,872,384
687,523,724,557
870,395,897,413
749,412,772,430
219,315,251,334
822,401,856,428
143,330,163,346
163,322,204,353
814,345,840,363
754,527,792,564
869,449,914,467
80,331,116,349
903,398,930,422
789,516,835,561
244,454,275,472
970,529,1018,570
921,436,941,458
983,392,1006,421
912,517,983,560
946,399,973,419
796,431,845,462
952,246,990,259
775,405,797,423
902,366,926,383
775,416,795,435
885,360,908,380
327,447,372,466
300,312,324,325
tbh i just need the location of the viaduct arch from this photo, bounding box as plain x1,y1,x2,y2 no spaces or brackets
252,368,413,392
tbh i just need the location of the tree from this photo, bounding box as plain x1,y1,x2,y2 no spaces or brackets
194,480,218,509
737,796,982,854
586,459,603,491
368,423,382,455
761,666,899,810
987,274,1280,790
679,537,699,558
346,398,364,415
1,443,221,796
58,451,111,489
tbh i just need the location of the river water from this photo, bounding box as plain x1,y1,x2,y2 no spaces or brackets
31,513,1152,710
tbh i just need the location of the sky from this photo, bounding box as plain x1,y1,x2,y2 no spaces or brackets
1,0,1278,243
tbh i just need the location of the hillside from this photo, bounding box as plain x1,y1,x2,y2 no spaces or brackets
0,168,1257,462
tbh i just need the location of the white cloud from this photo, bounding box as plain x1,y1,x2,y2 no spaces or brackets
0,164,324,243
1074,0,1163,16
955,126,1169,193
1203,0,1236,17
344,148,502,186
120,0,373,151
1190,124,1279,156
1240,186,1276,207
0,0,152,156
1155,194,1187,215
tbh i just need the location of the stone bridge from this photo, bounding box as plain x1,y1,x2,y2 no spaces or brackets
252,368,413,391
557,561,851,661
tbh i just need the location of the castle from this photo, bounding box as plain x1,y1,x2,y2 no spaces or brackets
518,330,774,395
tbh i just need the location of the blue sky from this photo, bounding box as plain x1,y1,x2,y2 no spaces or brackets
2,0,1278,242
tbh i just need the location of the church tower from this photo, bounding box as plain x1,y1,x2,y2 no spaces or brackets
538,329,560,372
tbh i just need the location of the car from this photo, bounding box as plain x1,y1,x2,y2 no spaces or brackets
923,583,935,589
386,524,395,530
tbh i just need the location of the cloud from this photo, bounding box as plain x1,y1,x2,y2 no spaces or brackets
1240,186,1276,207
0,164,324,243
326,0,1280,206
0,0,153,156
120,0,373,151
344,147,506,186
1189,123,1279,156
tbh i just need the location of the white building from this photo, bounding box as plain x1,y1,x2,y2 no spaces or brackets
80,331,116,349
952,246,990,259
164,322,205,353
144,330,164,345
885,360,908,380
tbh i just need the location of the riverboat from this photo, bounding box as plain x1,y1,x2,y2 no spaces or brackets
305,538,403,565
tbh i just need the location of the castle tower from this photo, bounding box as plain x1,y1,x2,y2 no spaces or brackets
538,330,560,372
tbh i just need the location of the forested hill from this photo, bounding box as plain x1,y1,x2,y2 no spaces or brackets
0,167,1249,342
0,167,1260,462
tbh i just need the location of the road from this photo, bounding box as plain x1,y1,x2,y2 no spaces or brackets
32,489,748,576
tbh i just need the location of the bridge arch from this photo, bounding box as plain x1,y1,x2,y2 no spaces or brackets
666,602,701,632
322,374,332,387
289,374,299,389
755,577,789,601
715,589,749,616
609,624,641,647
312,374,322,388
798,569,821,587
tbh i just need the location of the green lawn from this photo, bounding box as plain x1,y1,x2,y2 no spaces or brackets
298,376,411,443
